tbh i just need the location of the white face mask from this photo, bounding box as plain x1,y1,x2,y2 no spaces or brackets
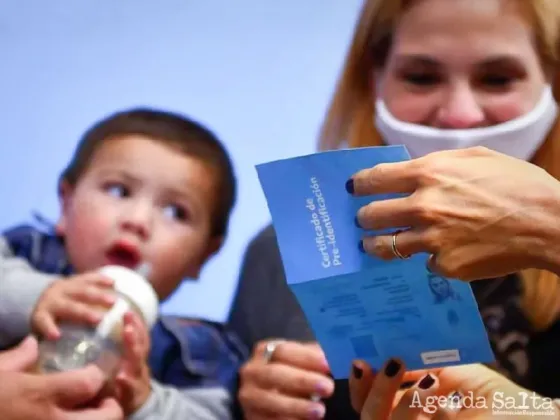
374,85,558,160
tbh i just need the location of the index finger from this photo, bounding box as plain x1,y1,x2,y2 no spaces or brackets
255,341,329,373
349,161,419,196
362,359,406,419
75,272,115,288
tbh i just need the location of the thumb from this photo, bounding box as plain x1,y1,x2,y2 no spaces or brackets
49,365,107,407
0,335,39,372
435,364,517,399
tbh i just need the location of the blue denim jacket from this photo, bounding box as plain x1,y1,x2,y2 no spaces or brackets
3,224,247,394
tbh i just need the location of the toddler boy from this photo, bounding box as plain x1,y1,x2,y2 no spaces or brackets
0,108,247,419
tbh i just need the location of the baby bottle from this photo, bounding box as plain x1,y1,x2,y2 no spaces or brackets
36,263,159,378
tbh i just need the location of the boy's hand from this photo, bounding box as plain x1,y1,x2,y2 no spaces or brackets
32,272,116,340
114,311,152,415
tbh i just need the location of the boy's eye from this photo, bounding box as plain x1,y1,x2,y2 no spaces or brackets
162,205,189,222
105,183,130,198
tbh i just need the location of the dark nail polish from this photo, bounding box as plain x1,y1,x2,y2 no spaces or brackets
399,380,416,390
358,240,365,253
353,365,363,379
418,374,435,389
345,179,354,194
384,359,401,377
354,216,361,228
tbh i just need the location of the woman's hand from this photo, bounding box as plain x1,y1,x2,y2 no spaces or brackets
350,147,560,280
238,340,335,419
350,358,558,419
0,336,124,420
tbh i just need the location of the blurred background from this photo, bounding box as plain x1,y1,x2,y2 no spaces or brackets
0,0,363,322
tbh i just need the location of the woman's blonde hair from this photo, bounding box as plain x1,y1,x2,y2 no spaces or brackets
319,0,560,331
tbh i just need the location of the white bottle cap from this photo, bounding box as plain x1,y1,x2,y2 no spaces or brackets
98,265,159,329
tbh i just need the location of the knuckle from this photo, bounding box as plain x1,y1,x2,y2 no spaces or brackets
354,165,381,193
73,375,99,397
367,164,386,185
85,285,101,298
370,237,392,260
237,387,252,406
414,160,435,184
295,373,322,394
77,274,95,284
409,195,435,223
439,259,461,279
423,229,442,252
298,345,317,362
469,145,491,156
260,363,281,388
74,304,94,320
359,203,375,223
239,360,257,380
430,253,453,278
436,264,455,279
365,163,394,191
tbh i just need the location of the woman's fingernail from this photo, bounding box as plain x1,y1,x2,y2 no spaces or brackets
345,179,354,194
418,374,435,389
400,380,416,389
358,240,365,253
315,380,333,395
354,216,361,228
309,404,325,419
352,364,363,379
384,359,401,377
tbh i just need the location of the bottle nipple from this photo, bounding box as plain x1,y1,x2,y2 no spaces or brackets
95,263,159,339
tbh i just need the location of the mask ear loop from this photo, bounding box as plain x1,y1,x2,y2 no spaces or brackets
553,69,560,103
551,39,560,102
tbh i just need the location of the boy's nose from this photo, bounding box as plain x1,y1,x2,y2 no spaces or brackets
120,203,153,240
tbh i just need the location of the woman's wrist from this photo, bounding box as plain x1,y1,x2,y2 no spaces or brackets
534,183,560,275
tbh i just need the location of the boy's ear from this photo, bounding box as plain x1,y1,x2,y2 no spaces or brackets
189,235,224,279
55,180,74,236
205,235,224,260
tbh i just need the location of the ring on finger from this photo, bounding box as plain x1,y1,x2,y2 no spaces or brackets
447,391,464,411
263,340,283,363
391,231,410,260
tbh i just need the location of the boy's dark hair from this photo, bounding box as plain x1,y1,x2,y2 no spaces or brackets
60,107,236,237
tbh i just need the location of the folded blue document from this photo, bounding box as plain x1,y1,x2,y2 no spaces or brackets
256,145,494,379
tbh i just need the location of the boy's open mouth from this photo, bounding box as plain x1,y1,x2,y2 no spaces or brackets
106,241,141,269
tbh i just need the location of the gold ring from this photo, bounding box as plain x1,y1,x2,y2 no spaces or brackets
392,231,410,260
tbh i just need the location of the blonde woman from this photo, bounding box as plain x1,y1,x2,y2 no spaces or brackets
231,0,560,418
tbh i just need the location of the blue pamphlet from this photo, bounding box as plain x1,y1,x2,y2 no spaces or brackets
256,145,494,379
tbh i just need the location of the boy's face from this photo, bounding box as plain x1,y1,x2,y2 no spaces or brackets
57,135,223,301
